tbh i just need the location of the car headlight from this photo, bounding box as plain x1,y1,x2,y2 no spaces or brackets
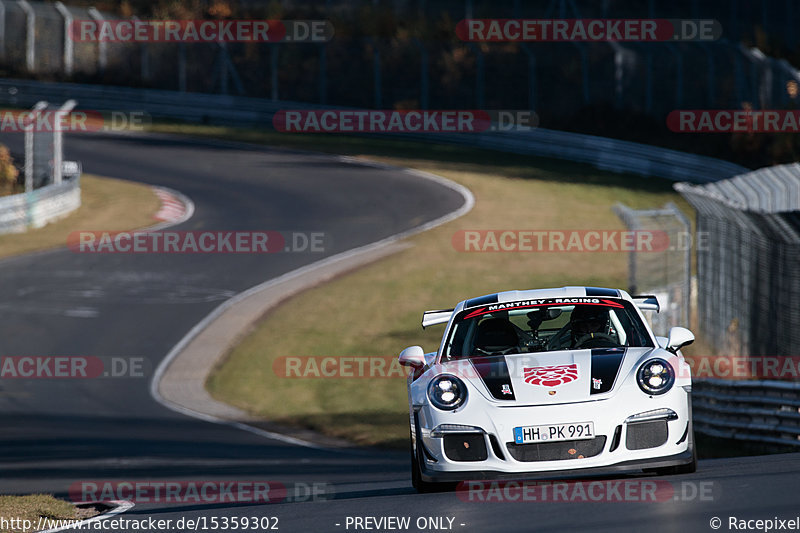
428,375,467,410
636,358,675,395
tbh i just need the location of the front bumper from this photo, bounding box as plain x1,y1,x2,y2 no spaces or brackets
415,385,692,482
420,449,694,482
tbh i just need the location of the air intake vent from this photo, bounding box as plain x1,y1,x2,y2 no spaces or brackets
505,436,606,462
444,434,488,462
626,421,668,450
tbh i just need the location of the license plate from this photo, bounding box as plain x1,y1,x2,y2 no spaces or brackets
513,422,595,444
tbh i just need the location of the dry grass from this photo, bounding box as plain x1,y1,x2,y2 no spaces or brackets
0,494,88,533
0,175,161,259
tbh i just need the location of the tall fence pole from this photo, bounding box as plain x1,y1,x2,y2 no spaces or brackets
18,0,35,72
53,99,76,185
133,16,150,82
54,1,73,76
0,0,6,63
469,43,485,109
88,7,106,73
318,44,327,104
614,202,692,334
177,43,187,92
669,201,692,327
270,45,279,101
411,38,429,110
24,101,48,193
520,44,537,111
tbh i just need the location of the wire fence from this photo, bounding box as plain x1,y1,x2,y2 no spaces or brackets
616,173,800,448
675,165,800,358
2,0,800,122
613,202,692,336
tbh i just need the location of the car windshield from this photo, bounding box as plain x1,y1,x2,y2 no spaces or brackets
443,300,653,360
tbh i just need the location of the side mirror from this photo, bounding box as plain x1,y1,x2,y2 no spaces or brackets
398,345,426,368
666,327,694,354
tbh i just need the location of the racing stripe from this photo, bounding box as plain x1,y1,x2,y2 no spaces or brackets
585,287,620,297
590,347,625,394
470,355,515,400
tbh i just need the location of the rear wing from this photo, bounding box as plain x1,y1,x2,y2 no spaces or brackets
422,309,454,329
632,295,660,313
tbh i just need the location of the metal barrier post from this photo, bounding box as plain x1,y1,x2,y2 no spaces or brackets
18,0,35,71
24,100,47,192
0,0,6,62
88,7,106,73
53,1,72,75
53,99,75,185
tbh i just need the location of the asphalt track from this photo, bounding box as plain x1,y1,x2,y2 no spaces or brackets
0,131,798,533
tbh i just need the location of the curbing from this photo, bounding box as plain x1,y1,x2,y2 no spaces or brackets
150,155,474,449
146,185,195,231
36,500,135,533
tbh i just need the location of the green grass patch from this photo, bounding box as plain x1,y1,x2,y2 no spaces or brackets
0,174,161,259
203,128,690,448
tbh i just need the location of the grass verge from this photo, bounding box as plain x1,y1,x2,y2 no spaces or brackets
0,494,93,533
0,174,161,259
197,124,690,448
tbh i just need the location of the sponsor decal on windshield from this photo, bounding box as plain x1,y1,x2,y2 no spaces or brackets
463,298,624,319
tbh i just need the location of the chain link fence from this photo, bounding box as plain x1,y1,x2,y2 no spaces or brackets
2,0,800,122
0,99,81,233
613,202,692,335
675,165,800,357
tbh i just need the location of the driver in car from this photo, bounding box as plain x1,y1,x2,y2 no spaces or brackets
547,305,617,350
570,306,609,346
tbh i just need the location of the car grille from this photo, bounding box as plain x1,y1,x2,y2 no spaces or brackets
625,421,668,450
443,433,488,462
505,436,607,462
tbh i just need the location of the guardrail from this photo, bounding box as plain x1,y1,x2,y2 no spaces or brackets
693,379,800,447
0,78,748,183
0,174,81,233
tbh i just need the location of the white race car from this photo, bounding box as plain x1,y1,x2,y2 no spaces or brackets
399,286,696,492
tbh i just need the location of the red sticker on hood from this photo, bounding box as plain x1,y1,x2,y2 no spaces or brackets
523,364,579,387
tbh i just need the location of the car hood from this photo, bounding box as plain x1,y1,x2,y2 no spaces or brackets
445,347,653,405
